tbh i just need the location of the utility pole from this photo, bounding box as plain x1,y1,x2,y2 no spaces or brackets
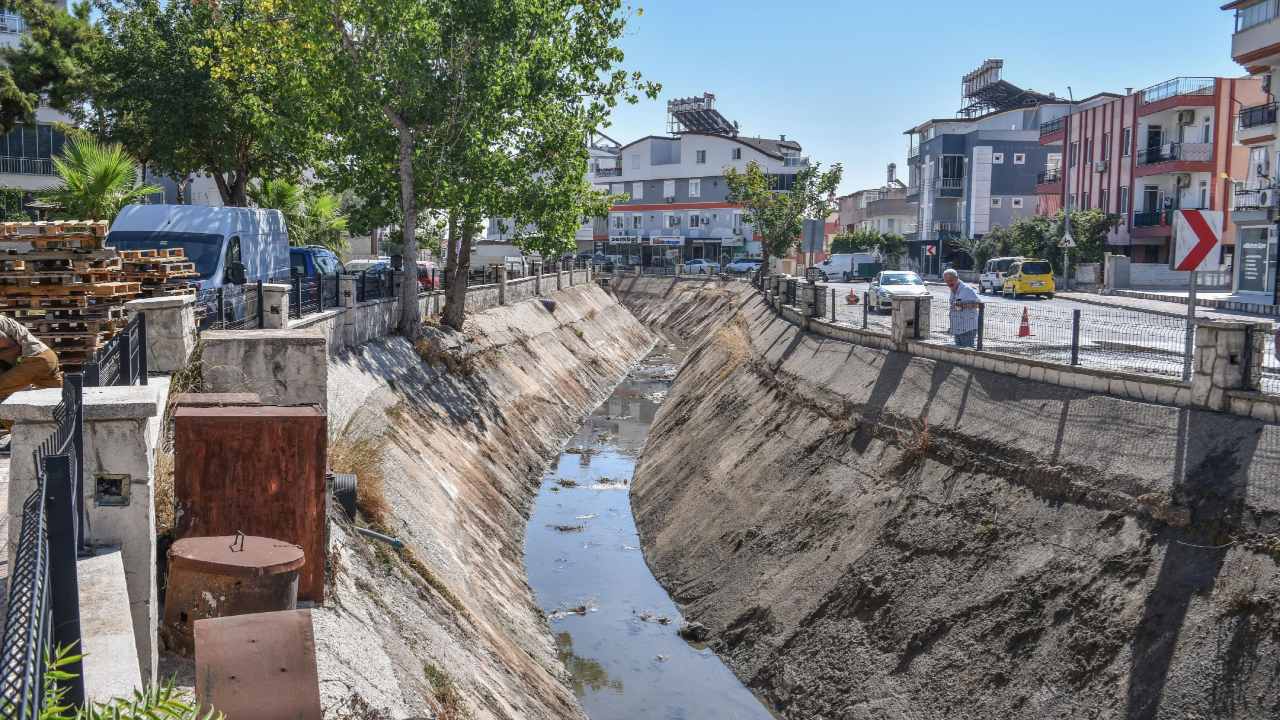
1062,87,1075,291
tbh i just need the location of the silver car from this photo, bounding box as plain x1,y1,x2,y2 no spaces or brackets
868,271,929,312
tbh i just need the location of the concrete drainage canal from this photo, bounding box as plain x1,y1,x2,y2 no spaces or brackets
525,342,774,720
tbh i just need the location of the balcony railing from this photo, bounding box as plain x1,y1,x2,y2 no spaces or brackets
1133,210,1172,227
0,12,25,34
935,221,963,235
1235,185,1279,210
1040,117,1066,136
1139,77,1215,106
1239,103,1278,130
1234,0,1279,32
782,155,809,167
936,177,964,196
1037,169,1062,184
593,167,622,177
0,157,54,175
1135,142,1212,166
908,144,920,160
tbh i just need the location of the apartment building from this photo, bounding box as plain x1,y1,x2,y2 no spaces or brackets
0,4,72,210
835,164,913,236
1037,76,1261,265
599,94,807,266
1225,0,1280,304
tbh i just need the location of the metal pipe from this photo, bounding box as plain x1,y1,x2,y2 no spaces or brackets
355,526,404,549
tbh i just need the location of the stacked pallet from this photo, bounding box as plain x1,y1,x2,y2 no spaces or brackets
0,221,138,372
119,248,201,299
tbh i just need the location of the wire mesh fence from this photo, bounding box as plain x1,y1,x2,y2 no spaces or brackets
1262,329,1280,396
197,284,263,330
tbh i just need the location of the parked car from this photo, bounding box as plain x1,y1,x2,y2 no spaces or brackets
591,253,616,272
289,246,344,280
109,204,291,322
812,252,879,282
684,258,721,274
1001,258,1055,299
867,270,929,312
416,261,437,290
725,258,762,274
979,256,1024,294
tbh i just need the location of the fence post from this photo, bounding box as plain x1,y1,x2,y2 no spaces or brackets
913,296,921,340
293,275,303,316
830,288,836,322
1070,309,1081,366
863,292,869,329
256,282,265,329
217,286,226,326
137,313,148,384
977,303,985,351
45,453,86,710
117,322,132,387
66,373,87,546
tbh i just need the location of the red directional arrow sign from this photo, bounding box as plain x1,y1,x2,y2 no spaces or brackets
1173,209,1221,272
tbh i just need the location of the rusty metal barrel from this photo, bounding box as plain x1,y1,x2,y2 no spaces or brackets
161,534,305,656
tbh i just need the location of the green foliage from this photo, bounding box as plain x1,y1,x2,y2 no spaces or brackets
829,228,880,254
249,178,349,252
40,134,160,220
994,209,1118,266
247,178,304,225
39,644,221,719
0,1,101,135
879,233,906,267
724,161,843,261
953,236,994,269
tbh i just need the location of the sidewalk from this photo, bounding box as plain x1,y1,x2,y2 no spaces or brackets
1057,290,1279,323
1107,288,1279,318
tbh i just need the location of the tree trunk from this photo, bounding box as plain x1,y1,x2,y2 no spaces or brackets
442,211,469,331
212,171,250,207
395,126,421,337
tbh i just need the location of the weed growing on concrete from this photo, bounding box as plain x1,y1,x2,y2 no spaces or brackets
423,663,469,720
572,326,585,340
415,337,477,376
329,435,391,529
399,545,468,615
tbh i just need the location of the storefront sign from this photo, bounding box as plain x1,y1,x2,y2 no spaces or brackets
608,235,633,245
1238,228,1270,294
720,236,743,247
653,236,684,246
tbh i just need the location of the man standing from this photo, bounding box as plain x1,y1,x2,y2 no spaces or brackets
943,268,981,348
0,314,63,422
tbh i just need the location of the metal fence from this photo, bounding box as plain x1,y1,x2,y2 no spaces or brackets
1262,329,1280,396
924,301,1191,379
197,284,264,331
289,274,342,319
356,271,395,303
82,313,147,388
0,377,86,717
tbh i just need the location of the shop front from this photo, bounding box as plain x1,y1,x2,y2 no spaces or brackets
1234,224,1279,304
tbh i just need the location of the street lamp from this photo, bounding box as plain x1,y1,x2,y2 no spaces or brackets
1062,87,1074,291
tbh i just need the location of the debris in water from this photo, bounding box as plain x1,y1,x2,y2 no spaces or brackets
575,513,597,520
564,447,597,457
550,486,561,492
636,611,673,625
551,524,585,533
655,655,668,663
556,479,579,488
678,622,711,642
547,605,591,621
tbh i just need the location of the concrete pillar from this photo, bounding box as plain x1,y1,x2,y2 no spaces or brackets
497,266,508,306
814,283,829,319
891,295,931,346
339,274,358,351
535,264,542,295
1,384,163,684
260,283,290,329
556,269,563,291
799,281,817,317
1191,319,1270,411
125,295,195,373
1103,253,1130,292
201,329,328,413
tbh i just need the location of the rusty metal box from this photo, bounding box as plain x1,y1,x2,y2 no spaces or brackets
174,405,327,602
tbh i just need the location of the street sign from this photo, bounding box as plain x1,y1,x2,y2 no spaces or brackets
1172,210,1222,272
926,244,937,256
1059,232,1076,249
802,219,824,253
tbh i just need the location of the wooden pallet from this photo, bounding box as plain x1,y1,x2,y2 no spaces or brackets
0,220,109,238
22,317,127,334
90,281,141,297
118,248,187,260
0,295,93,309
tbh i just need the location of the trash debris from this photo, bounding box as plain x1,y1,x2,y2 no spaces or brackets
575,513,597,520
556,479,579,488
550,524,585,533
678,622,711,642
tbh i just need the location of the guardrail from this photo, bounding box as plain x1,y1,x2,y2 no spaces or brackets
1040,117,1066,135
1135,142,1213,165
1139,77,1215,105
289,274,341,319
82,313,147,388
1239,102,1278,130
1037,169,1062,184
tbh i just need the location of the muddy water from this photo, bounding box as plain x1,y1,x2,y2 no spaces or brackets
525,344,774,720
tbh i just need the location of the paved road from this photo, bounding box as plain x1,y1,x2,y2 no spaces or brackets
820,279,1206,381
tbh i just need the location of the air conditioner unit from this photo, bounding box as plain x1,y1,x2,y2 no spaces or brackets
1175,173,1192,188
664,196,676,203
1178,110,1196,125
1093,160,1108,173
1260,189,1272,208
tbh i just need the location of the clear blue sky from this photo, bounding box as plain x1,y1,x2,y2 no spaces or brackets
604,0,1245,195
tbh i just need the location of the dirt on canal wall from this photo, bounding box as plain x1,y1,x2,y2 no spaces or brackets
618,277,1280,720
314,284,651,719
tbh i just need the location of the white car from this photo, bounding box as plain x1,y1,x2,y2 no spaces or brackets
868,270,930,312
684,259,721,274
725,258,761,274
979,256,1023,294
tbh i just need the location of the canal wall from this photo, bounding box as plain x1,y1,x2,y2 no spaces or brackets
315,284,652,719
617,277,1280,719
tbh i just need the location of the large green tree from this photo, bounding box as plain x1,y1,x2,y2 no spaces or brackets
1,0,102,134
724,161,843,270
830,228,881,255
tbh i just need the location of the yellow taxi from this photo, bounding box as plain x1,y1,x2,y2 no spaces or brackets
1001,258,1055,299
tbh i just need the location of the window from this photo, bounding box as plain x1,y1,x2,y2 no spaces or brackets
1013,153,1026,165
1081,192,1090,210
611,214,624,230
1119,186,1129,215
666,214,681,228
732,213,742,231
732,147,742,160
1203,117,1212,144
1121,128,1132,157
1085,138,1093,162
688,178,701,198
225,237,242,282
631,181,643,200
610,183,623,194
1102,132,1111,161
631,215,642,229
696,149,707,164
1199,181,1209,209
991,197,1002,208
689,214,701,227
1100,189,1109,213
663,179,675,197
1011,197,1024,209
992,152,1005,164
1069,141,1079,167
1238,0,1279,31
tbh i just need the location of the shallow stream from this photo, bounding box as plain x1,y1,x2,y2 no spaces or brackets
524,343,775,720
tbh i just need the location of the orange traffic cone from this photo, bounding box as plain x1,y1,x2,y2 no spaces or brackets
846,290,859,305
1017,307,1033,338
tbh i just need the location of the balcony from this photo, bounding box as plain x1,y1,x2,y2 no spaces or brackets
1232,0,1280,69
1237,102,1278,144
1234,185,1279,210
1037,169,1062,185
1134,142,1213,175
908,143,920,161
593,166,622,177
0,12,25,35
1139,77,1215,106
1039,117,1066,144
1133,210,1171,227
936,177,964,197
935,221,963,237
782,155,810,168
0,157,53,175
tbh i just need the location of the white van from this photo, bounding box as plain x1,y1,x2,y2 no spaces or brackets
108,205,291,288
813,252,878,282
979,256,1024,294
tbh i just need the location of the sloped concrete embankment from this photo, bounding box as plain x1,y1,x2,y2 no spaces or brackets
315,285,652,719
619,277,1280,720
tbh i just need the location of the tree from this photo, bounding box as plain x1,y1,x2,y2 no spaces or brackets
40,135,160,221
878,233,906,268
0,0,102,135
830,228,880,255
294,191,349,253
953,236,994,271
1060,208,1119,265
247,178,304,228
282,0,656,334
724,161,843,270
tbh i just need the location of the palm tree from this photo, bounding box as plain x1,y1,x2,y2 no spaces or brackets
41,137,162,221
247,178,304,228
953,235,993,271
294,191,349,252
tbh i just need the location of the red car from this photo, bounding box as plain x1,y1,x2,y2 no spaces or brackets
417,262,437,291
